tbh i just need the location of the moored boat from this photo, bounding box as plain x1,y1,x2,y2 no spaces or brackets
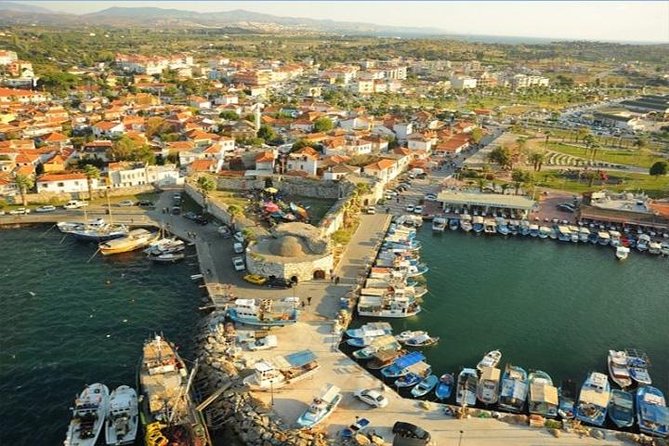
636,234,651,252
627,349,652,386
472,216,484,234
148,252,185,263
538,226,551,239
367,348,404,370
380,351,425,379
460,214,473,232
607,389,634,429
352,335,401,361
99,229,158,255
476,350,502,372
558,379,577,419
105,385,138,446
64,383,110,446
528,370,558,418
395,372,422,388
477,366,501,405
449,218,460,231
403,333,439,347
226,297,299,327
636,386,669,437
578,227,591,243
575,372,611,427
498,364,528,413
648,241,663,255
597,231,611,246
608,350,632,388
432,217,447,232
346,322,393,339
296,384,342,429
483,218,497,234
435,373,454,401
243,350,319,391
411,374,439,398
615,246,630,261
395,330,426,343
456,368,478,406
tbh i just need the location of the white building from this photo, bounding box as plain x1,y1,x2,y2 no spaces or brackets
450,76,478,90
0,50,18,65
36,172,97,194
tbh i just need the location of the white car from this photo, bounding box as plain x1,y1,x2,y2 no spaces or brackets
405,205,415,213
9,207,30,215
366,206,376,215
233,232,245,243
233,242,244,254
354,389,389,408
413,205,423,214
424,194,437,201
35,205,57,213
232,256,246,271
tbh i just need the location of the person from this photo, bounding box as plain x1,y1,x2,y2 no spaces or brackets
301,300,305,309
307,296,312,306
335,276,340,285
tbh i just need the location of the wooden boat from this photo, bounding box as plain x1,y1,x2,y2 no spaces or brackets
608,350,632,388
476,350,501,372
411,375,439,398
380,352,427,379
226,297,299,327
527,370,558,418
498,364,528,413
456,368,478,406
636,386,669,437
368,349,404,370
607,389,634,429
575,372,610,427
435,373,454,401
296,384,342,428
476,366,501,405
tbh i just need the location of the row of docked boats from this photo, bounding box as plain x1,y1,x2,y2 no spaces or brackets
357,222,428,319
431,214,669,260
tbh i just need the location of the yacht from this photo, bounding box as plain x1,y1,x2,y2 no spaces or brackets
615,246,630,261
98,229,159,255
528,370,558,418
456,368,478,406
477,366,501,405
498,364,528,413
243,350,319,391
636,234,651,252
431,217,447,232
64,383,110,446
59,218,129,242
296,384,342,429
226,297,299,327
608,350,632,388
105,385,138,446
636,386,669,437
575,372,611,427
607,390,634,429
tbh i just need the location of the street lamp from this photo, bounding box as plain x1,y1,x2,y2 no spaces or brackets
458,430,464,446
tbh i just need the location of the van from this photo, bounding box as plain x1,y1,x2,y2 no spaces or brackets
63,200,88,209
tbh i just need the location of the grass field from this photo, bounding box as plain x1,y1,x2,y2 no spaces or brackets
534,170,669,198
543,142,666,169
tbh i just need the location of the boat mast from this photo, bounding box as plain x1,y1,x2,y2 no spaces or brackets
106,185,113,225
169,359,199,424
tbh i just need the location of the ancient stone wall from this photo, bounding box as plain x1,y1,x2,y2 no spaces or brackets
216,175,343,200
246,250,333,282
9,185,157,205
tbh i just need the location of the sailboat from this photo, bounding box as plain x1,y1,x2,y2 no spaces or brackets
58,194,128,242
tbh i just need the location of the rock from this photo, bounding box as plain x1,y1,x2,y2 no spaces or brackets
590,429,605,440
548,428,560,438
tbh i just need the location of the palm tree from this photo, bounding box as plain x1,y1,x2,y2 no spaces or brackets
575,127,590,144
196,175,216,210
500,183,510,195
82,165,100,200
590,142,601,162
227,204,242,231
14,174,34,206
528,152,545,172
583,134,595,158
544,130,552,150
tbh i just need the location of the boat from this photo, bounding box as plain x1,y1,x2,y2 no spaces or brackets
477,366,501,405
395,330,426,343
456,368,478,406
243,350,319,391
346,322,393,339
521,221,532,236
588,231,599,244
568,225,580,242
661,242,669,256
636,386,669,437
609,230,622,247
648,241,663,255
395,373,422,389
403,333,439,347
538,226,551,239
352,335,400,360
435,373,454,401
627,349,652,386
346,335,383,348
296,384,342,429
139,335,210,446
98,229,159,255
498,364,529,413
496,218,510,236
556,381,577,420
597,231,611,246
574,372,611,426
508,220,520,235
449,218,460,231
578,227,591,243
472,216,485,234
411,374,439,397
104,385,138,446
549,227,558,240
476,350,502,372
246,335,278,351
607,389,634,429
368,349,404,370
483,218,497,234
608,350,632,388
149,252,186,263
226,297,299,327
636,234,651,252
64,383,110,446
357,292,421,318
380,351,426,379
59,218,129,243
557,226,572,242
528,370,558,418
460,215,473,232
432,217,447,232
615,246,630,261
144,237,185,255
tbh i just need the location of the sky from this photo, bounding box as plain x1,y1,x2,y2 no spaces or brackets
17,1,669,43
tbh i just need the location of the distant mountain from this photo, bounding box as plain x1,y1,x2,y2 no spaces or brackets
0,1,53,14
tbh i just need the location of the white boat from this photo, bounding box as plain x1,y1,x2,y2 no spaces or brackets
483,218,497,234
578,227,591,243
528,370,558,418
58,218,128,242
636,234,651,252
64,383,110,446
456,368,478,406
660,242,669,256
648,241,662,255
476,350,502,372
99,229,159,255
477,366,501,405
226,297,299,327
609,231,622,247
460,214,473,232
148,252,186,263
395,330,426,343
568,225,580,242
557,226,572,242
608,350,632,388
404,333,439,347
296,384,342,428
597,231,611,246
246,335,278,351
615,246,630,261
144,237,185,255
432,217,447,232
529,224,540,237
538,226,551,239
357,291,421,318
243,350,319,391
105,385,138,446
346,322,393,339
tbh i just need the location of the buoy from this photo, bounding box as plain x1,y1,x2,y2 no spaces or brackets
28,291,35,296
122,319,128,323
106,334,111,338
105,279,111,285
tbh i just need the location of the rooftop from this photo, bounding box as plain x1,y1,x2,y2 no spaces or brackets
437,191,536,210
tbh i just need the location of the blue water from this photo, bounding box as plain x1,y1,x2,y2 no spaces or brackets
0,226,204,445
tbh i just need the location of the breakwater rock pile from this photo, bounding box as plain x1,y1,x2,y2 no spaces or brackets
193,313,330,446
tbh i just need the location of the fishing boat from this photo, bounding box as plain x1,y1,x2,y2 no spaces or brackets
528,370,558,418
648,241,663,255
352,335,400,360
346,335,383,348
449,218,460,231
472,216,484,234
346,322,393,339
568,225,580,242
483,218,497,234
404,333,439,347
460,215,473,232
105,385,138,446
477,366,501,405
608,350,632,388
636,386,669,437
139,335,210,446
144,237,185,256
588,231,599,244
661,242,669,256
226,297,299,327
60,218,129,243
615,246,630,261
395,330,426,343
575,372,611,426
296,384,342,429
395,373,422,389
520,221,532,236
627,349,652,386
456,368,478,406
243,350,319,391
557,226,572,242
476,350,502,372
508,220,520,235
538,226,551,239
558,379,577,419
435,373,454,401
432,217,447,232
64,383,110,446
380,351,426,379
357,292,421,318
99,229,159,255
597,231,611,246
609,230,622,247
411,375,439,398
636,234,651,252
607,389,634,429
368,349,404,370
498,364,529,413
549,227,558,240
578,227,591,243
496,218,510,236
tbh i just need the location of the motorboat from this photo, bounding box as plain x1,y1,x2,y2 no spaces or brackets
636,234,651,252
357,292,421,318
395,373,422,388
483,218,497,234
226,297,299,327
449,218,460,231
549,227,558,240
64,383,110,446
460,214,473,232
58,218,128,242
558,379,577,419
528,370,558,418
538,226,551,239
144,237,185,255
608,350,632,388
148,252,185,263
395,330,426,343
557,226,572,242
568,225,580,242
243,350,319,391
609,230,622,247
404,333,439,347
661,241,669,256
648,241,663,255
346,322,393,339
411,374,439,398
472,216,484,234
607,389,634,429
588,231,599,244
597,231,611,246
496,218,510,236
456,368,478,406
476,350,501,372
296,384,342,429
105,385,138,446
508,220,520,235
578,227,590,243
435,373,454,401
432,217,447,232
380,351,426,379
520,221,532,236
615,246,630,261
636,386,669,437
575,372,611,426
477,366,501,405
627,349,652,386
498,364,528,413
98,229,159,255
352,335,400,360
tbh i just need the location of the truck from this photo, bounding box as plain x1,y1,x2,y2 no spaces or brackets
63,200,89,210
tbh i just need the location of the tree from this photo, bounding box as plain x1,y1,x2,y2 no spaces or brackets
82,165,101,200
528,151,545,172
110,136,137,161
590,142,601,162
257,124,277,143
649,161,668,178
511,169,532,195
575,127,590,144
582,134,595,157
470,128,483,145
14,174,34,206
291,139,310,152
219,110,240,120
544,130,552,150
145,117,170,139
634,136,649,149
312,116,333,133
227,204,243,230
487,145,512,170
196,175,216,209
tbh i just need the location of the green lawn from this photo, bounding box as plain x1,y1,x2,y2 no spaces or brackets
534,170,669,198
545,142,666,169
292,196,337,225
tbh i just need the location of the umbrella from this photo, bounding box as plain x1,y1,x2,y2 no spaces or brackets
264,202,280,213
265,187,278,194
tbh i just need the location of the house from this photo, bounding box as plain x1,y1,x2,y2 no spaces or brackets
0,87,48,104
340,117,372,131
393,122,413,141
346,139,373,156
286,147,319,176
407,133,436,153
362,158,401,184
92,121,125,138
107,162,149,188
188,159,218,174
42,153,67,173
255,151,276,172
434,135,470,156
450,76,478,90
322,163,360,181
36,172,96,194
363,135,389,153
79,140,112,162
39,132,70,149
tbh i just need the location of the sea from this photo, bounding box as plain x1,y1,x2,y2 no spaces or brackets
1,225,668,445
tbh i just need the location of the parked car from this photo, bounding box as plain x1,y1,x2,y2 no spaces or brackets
243,274,267,285
366,206,376,214
405,205,415,213
63,200,88,209
354,389,389,408
171,206,181,215
35,205,56,213
136,200,154,207
424,193,437,201
9,207,30,215
233,232,244,243
232,256,246,272
557,203,575,213
413,205,423,214
194,216,208,225
117,200,134,207
233,242,245,254
267,277,293,289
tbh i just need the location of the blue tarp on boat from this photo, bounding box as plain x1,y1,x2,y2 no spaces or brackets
641,405,669,425
392,351,425,369
285,350,316,368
